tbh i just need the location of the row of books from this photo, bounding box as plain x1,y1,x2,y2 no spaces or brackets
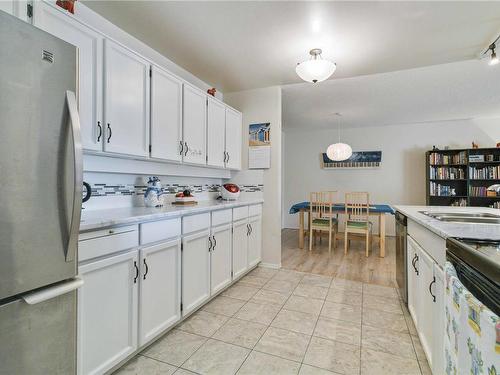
450,198,468,207
469,166,500,180
429,182,457,197
429,166,465,180
428,151,467,165
469,186,490,197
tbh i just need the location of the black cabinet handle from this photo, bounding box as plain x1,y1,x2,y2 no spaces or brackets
212,235,216,250
208,236,213,252
246,224,250,236
143,259,149,280
107,123,112,143
411,254,417,272
97,121,102,142
184,142,189,156
429,276,436,302
227,152,230,163
179,141,184,155
414,255,419,276
133,261,139,284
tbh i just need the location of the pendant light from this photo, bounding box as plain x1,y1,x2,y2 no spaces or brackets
326,113,352,161
296,48,336,83
489,43,499,65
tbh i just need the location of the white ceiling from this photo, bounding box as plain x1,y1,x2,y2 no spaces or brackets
282,59,500,130
83,1,500,92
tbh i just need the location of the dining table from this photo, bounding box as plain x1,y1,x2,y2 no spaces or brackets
289,202,395,257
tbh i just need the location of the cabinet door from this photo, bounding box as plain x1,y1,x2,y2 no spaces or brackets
150,66,182,162
416,245,435,368
407,236,419,327
182,84,206,165
34,1,103,151
225,108,242,170
232,219,249,279
182,230,210,316
104,39,149,157
211,224,232,295
432,263,445,375
248,216,262,268
207,98,226,168
139,239,181,346
78,251,138,375
0,0,29,22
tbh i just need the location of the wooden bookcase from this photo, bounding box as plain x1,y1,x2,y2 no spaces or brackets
426,147,500,208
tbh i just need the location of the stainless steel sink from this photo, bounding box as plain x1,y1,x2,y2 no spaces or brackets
419,211,500,224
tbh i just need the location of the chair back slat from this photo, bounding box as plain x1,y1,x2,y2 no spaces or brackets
345,192,369,222
310,191,335,219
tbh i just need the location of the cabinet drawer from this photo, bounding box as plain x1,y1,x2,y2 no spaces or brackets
78,225,138,262
182,213,210,235
140,218,181,245
248,204,262,217
211,209,232,227
233,206,249,221
408,219,446,267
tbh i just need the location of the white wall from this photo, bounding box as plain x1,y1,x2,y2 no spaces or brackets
283,118,500,235
225,87,282,268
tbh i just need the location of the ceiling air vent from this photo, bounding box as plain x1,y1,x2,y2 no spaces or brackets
42,50,54,63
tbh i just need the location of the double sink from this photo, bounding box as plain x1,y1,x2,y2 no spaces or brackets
420,211,500,224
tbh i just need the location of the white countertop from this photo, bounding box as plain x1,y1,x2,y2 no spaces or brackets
80,199,264,232
394,205,500,240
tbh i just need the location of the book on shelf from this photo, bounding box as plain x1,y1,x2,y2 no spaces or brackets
450,198,468,207
429,166,465,180
469,165,500,180
429,182,458,197
428,151,467,165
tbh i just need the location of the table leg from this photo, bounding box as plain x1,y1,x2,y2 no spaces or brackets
299,210,305,249
379,213,386,257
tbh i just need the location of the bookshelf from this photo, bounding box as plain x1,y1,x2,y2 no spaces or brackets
426,147,500,208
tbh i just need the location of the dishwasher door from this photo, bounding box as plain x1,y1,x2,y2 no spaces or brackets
395,212,408,303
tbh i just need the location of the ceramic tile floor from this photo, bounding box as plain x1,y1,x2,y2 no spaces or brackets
114,267,431,375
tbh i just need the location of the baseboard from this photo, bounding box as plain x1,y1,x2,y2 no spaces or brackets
259,262,281,269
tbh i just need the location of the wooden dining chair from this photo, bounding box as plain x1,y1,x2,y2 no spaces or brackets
309,191,338,253
344,192,372,257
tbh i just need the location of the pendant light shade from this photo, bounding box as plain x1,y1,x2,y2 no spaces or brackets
326,142,353,161
326,113,352,161
296,48,336,83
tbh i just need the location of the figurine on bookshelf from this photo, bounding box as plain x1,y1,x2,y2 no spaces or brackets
496,142,500,148
432,145,440,151
472,142,479,149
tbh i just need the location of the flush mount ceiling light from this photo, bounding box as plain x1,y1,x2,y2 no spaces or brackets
296,48,336,83
326,113,352,162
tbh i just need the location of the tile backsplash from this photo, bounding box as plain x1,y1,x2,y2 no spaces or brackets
83,172,263,210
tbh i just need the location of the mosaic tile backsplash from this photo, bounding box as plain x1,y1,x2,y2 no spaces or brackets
90,183,264,197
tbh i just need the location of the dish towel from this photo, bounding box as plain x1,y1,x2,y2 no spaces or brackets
444,261,499,374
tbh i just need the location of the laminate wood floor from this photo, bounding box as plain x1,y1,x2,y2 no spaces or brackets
281,229,397,287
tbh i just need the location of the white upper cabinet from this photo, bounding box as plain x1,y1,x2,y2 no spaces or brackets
104,39,150,157
33,2,104,151
150,66,183,162
139,239,181,346
207,98,226,168
182,84,207,165
225,108,242,170
1,0,29,22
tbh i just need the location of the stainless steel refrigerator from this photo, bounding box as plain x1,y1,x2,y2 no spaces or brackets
0,11,83,375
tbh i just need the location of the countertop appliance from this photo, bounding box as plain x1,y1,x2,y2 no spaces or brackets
0,11,83,374
444,238,499,373
221,183,241,200
395,211,408,303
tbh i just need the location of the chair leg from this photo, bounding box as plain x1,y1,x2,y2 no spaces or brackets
333,227,338,250
309,227,313,251
365,231,369,257
344,230,348,255
328,229,332,254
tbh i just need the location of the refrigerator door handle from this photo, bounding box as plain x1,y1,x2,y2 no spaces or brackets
22,277,84,305
65,91,83,262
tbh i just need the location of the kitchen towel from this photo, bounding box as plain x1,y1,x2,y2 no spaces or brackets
444,262,499,375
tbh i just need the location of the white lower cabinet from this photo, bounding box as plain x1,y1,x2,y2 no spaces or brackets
182,229,211,316
248,216,262,268
232,219,249,279
78,251,138,375
407,235,445,375
210,223,233,294
139,239,181,346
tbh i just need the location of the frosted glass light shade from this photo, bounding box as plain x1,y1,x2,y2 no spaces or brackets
326,143,352,161
296,59,336,83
